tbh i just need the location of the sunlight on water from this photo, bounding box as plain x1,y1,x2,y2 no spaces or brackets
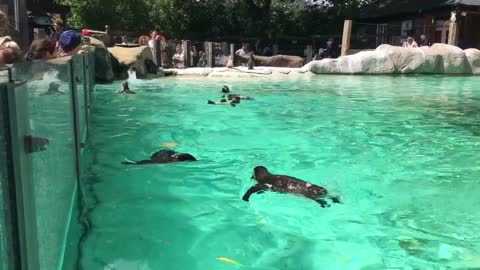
80,75,480,270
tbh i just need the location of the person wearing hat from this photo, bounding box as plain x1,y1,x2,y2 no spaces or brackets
59,30,83,56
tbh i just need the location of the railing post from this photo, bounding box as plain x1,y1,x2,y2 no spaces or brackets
183,40,191,68
306,45,313,63
230,43,235,67
152,40,162,67
207,42,214,68
341,20,352,56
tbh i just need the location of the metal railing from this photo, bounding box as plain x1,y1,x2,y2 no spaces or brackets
0,51,95,270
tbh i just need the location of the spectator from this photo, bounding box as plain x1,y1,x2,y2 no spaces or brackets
403,36,418,48
59,30,83,56
0,36,21,65
52,19,64,42
25,38,57,61
317,38,340,59
197,51,207,67
148,30,158,50
148,30,166,49
139,35,149,46
235,43,249,56
420,34,432,47
190,45,198,66
215,46,228,66
172,44,185,68
263,45,273,56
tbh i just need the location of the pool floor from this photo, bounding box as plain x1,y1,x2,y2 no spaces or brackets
80,75,480,270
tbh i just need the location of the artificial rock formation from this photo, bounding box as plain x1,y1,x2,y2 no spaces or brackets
108,46,157,79
87,37,115,83
308,44,480,75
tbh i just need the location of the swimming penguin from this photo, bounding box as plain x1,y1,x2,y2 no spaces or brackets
208,96,241,107
220,86,254,100
120,81,135,94
243,166,341,208
121,149,196,165
41,82,65,95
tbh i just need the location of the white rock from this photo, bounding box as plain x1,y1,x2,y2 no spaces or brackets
308,43,473,75
465,48,480,75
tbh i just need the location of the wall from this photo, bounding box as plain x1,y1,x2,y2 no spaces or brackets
463,14,480,49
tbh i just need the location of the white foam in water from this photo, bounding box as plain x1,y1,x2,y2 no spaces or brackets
128,68,137,81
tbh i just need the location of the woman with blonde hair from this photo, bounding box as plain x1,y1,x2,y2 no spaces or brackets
25,38,57,61
139,35,149,46
0,36,21,65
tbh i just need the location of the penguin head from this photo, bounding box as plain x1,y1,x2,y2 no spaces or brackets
252,166,269,182
221,86,230,93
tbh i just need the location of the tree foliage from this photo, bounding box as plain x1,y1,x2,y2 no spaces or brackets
59,0,377,38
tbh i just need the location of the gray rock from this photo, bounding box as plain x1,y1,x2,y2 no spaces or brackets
108,46,156,79
88,37,115,83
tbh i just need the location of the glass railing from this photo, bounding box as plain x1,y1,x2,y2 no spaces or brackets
0,51,96,270
0,69,16,270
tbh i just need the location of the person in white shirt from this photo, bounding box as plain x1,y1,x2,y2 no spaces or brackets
172,44,185,68
148,30,157,50
235,43,250,56
403,36,418,48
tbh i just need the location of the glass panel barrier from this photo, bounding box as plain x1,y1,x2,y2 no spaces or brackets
0,79,14,270
11,57,78,270
73,54,87,143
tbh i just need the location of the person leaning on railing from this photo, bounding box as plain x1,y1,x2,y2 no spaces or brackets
58,30,86,57
25,38,57,61
0,36,21,65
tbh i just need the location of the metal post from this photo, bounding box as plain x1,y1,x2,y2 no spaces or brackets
82,55,90,130
207,42,214,68
68,59,82,180
341,20,353,56
183,40,191,68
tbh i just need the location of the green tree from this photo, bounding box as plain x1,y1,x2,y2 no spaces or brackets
59,0,380,37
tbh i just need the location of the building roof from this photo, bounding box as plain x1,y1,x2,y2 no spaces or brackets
359,0,480,20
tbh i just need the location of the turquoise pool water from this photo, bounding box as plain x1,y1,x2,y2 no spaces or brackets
81,75,480,270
